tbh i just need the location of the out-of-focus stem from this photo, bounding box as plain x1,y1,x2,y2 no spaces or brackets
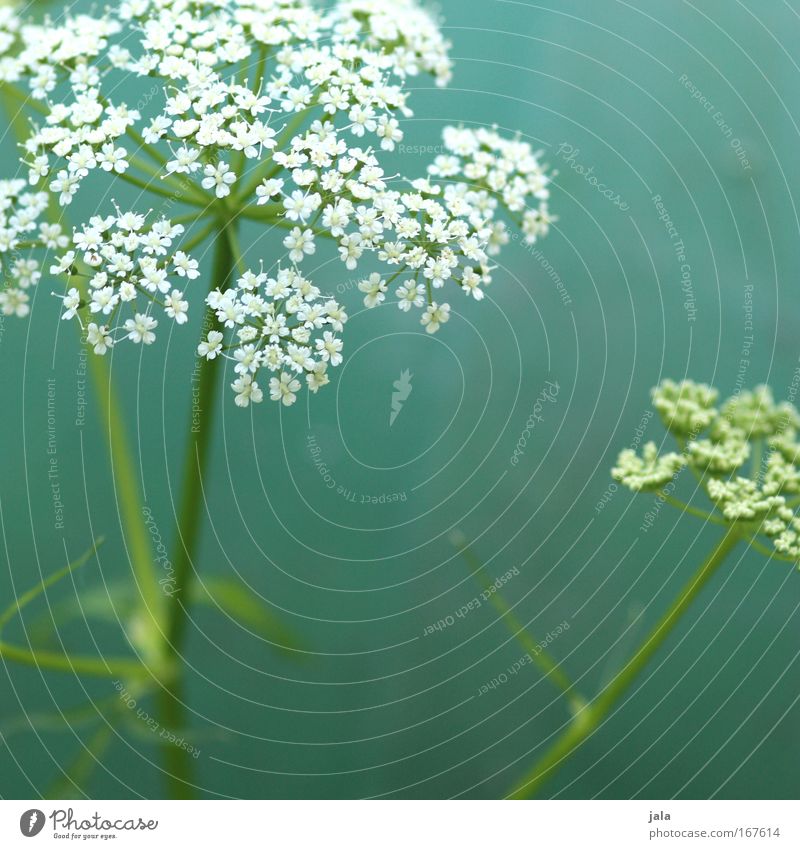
509,528,740,799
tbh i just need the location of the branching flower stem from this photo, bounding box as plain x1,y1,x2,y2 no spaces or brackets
509,527,741,799
0,85,227,795
156,219,236,799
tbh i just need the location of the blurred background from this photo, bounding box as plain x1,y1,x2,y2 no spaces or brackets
1,0,799,799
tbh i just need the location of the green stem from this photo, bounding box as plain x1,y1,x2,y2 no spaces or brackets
156,223,233,799
171,209,213,228
751,439,764,483
745,535,796,564
129,158,205,204
0,641,145,678
221,207,247,274
80,299,167,644
509,527,741,799
655,491,727,526
125,125,169,167
451,532,585,715
115,170,205,206
236,203,282,222
0,81,48,116
253,44,270,94
48,722,116,799
179,219,218,255
0,539,104,633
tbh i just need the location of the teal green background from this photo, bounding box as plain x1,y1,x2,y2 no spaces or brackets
1,0,799,799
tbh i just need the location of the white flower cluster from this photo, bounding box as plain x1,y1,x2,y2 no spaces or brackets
614,379,800,565
200,266,347,407
430,126,554,247
0,0,553,406
612,442,684,492
0,179,67,317
651,378,719,436
52,209,195,354
5,12,136,205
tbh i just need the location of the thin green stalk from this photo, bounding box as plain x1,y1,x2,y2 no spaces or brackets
171,208,214,228
238,209,304,234
115,170,206,206
751,439,764,483
0,80,48,116
79,299,167,646
745,535,796,564
236,203,282,222
0,641,145,678
253,44,270,94
126,155,204,202
655,491,727,526
0,539,134,678
0,539,104,633
49,722,116,799
234,199,332,241
1,695,120,739
179,218,219,255
451,532,585,715
156,224,234,799
125,125,169,167
221,207,247,274
509,527,741,799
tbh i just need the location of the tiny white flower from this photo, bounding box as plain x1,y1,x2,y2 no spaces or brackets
283,190,321,223
124,313,158,345
269,372,301,406
90,286,119,315
315,331,343,366
167,146,201,175
51,252,77,276
198,330,224,359
421,302,450,334
232,374,264,407
202,162,236,199
283,227,315,263
173,251,200,279
306,363,330,393
255,178,284,205
358,273,387,308
165,290,189,324
86,323,113,355
50,171,79,205
61,288,81,320
397,282,426,311
143,116,171,144
96,144,129,174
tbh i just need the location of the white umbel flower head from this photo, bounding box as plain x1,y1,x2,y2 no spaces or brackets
49,209,195,352
0,0,554,409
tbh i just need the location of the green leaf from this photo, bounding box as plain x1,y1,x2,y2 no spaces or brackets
191,577,306,657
